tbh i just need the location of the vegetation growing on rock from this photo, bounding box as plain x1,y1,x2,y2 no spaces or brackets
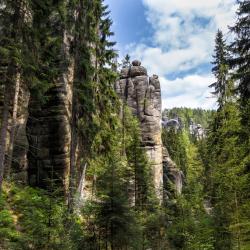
0,0,249,249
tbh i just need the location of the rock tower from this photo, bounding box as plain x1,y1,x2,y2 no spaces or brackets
115,60,163,200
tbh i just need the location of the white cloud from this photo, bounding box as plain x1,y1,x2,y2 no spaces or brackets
129,42,208,76
143,0,236,49
160,75,217,109
125,0,237,109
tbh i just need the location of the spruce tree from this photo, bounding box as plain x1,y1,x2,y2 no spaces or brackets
0,0,29,192
229,0,250,170
209,30,229,109
205,9,250,246
228,1,250,247
122,54,131,68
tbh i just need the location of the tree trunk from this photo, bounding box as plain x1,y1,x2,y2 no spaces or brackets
0,85,11,192
68,102,78,211
5,71,21,178
75,163,87,213
234,190,241,250
0,0,24,193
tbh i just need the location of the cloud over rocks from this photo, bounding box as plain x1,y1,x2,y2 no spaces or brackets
126,0,236,109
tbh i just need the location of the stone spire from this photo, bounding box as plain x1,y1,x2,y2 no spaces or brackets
115,60,163,201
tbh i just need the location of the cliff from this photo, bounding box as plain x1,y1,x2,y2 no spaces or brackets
115,60,163,199
0,57,183,202
115,60,184,201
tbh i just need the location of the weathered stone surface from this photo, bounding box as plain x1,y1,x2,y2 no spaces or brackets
27,60,74,191
116,60,184,203
27,94,71,189
130,66,147,77
115,60,163,200
163,147,184,200
132,60,141,66
120,67,130,79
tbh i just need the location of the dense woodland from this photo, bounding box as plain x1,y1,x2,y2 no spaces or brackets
0,0,249,249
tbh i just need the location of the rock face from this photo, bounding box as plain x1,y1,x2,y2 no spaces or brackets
26,32,75,191
189,121,206,140
163,147,184,200
115,60,163,200
27,73,73,191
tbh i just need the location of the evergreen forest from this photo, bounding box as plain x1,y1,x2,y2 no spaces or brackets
0,0,249,249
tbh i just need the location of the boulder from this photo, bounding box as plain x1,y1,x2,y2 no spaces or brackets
132,60,141,66
130,66,147,77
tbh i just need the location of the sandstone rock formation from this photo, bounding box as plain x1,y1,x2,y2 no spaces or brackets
189,121,206,140
27,74,73,191
115,60,163,200
0,56,183,203
163,147,184,200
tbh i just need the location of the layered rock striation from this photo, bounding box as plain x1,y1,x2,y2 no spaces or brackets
27,79,73,191
115,60,163,200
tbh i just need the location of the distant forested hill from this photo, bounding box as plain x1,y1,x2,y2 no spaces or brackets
163,107,214,129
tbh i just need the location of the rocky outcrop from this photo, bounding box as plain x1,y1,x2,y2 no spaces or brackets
163,147,184,200
189,121,206,140
162,117,181,130
26,30,75,192
115,60,163,200
27,72,73,191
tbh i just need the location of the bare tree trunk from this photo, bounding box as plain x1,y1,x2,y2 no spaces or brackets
68,102,78,211
75,163,87,213
0,85,11,193
5,71,21,178
0,0,24,193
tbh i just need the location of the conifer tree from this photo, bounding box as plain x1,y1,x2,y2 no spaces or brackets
122,54,131,68
229,0,250,170
0,0,28,192
209,30,229,109
205,8,250,247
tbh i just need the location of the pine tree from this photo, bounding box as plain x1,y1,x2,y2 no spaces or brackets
228,1,250,248
122,54,131,68
162,127,188,175
205,10,250,247
209,30,229,109
229,0,250,170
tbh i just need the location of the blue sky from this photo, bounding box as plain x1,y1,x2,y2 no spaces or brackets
105,0,237,109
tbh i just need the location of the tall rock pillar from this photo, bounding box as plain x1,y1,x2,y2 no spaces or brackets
115,60,163,201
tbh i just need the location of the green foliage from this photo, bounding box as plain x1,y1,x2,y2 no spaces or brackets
0,182,85,250
205,100,250,250
1,0,249,249
203,7,250,247
229,1,250,203
123,106,156,208
81,106,163,249
162,124,215,250
210,30,229,108
0,192,20,250
162,128,189,174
